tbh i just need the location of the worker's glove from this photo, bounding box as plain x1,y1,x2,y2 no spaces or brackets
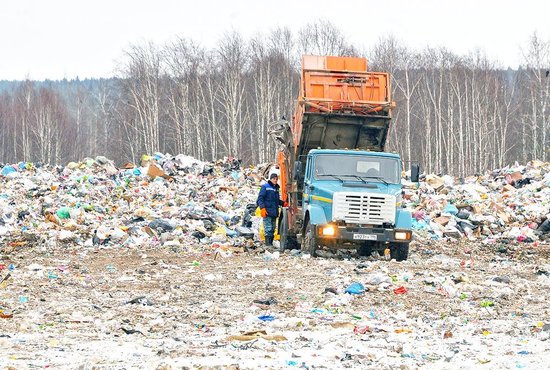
283,201,289,207
260,208,267,218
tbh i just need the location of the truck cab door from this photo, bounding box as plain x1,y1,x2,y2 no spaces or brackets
302,155,314,205
295,155,309,207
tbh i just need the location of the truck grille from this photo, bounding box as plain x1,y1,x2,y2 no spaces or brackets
332,192,396,225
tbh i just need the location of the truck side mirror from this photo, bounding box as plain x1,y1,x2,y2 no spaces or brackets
411,163,420,182
294,161,303,179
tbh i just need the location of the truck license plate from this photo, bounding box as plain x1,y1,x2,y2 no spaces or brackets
353,234,377,241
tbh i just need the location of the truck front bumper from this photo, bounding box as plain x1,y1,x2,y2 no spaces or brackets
315,224,412,243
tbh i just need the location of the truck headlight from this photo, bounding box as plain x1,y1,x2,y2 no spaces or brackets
321,225,336,236
395,231,411,240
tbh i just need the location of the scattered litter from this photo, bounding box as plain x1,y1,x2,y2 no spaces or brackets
227,330,287,342
393,286,408,295
0,155,548,368
253,297,277,306
345,282,366,295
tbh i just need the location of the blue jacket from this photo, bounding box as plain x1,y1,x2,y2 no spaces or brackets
257,180,283,217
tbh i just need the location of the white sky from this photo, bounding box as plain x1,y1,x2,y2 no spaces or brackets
1,0,549,80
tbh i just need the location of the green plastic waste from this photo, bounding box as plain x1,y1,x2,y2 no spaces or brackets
56,207,71,219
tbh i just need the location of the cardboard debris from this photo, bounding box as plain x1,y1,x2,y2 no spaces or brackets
433,216,451,226
506,171,523,184
425,174,445,191
228,330,287,342
146,162,171,180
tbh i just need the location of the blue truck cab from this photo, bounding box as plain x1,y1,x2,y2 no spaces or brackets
298,149,413,260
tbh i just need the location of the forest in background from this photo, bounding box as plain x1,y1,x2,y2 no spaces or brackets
0,20,548,177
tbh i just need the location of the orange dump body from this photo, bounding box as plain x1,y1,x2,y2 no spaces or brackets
278,55,394,205
293,55,393,156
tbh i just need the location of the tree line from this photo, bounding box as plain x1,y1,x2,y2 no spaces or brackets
0,20,548,177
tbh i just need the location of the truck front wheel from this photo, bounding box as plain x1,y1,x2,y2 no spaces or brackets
301,222,318,257
358,243,374,257
279,208,298,251
390,243,409,261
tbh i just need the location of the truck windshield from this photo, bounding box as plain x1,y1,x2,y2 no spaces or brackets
313,154,400,184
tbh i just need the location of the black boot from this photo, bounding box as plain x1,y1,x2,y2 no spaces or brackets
265,236,273,246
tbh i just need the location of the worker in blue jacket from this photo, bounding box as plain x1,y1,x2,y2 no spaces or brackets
257,173,285,246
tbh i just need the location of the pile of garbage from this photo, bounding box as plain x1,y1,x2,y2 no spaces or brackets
0,154,268,255
405,160,550,244
1,154,549,255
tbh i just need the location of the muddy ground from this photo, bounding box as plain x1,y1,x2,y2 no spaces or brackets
1,240,550,369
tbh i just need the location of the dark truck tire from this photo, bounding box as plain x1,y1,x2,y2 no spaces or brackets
358,243,374,257
390,243,409,261
279,208,298,251
301,221,318,257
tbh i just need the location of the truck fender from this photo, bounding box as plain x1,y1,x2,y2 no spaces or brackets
305,204,328,226
395,209,412,229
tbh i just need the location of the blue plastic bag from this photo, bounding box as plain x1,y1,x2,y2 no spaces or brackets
224,226,237,237
412,219,430,230
216,211,230,222
443,203,458,215
345,282,365,295
1,166,16,176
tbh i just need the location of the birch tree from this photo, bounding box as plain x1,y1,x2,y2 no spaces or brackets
216,32,249,158
298,20,357,56
521,33,550,161
119,42,164,156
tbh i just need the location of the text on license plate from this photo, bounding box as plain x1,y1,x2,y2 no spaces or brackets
353,234,377,241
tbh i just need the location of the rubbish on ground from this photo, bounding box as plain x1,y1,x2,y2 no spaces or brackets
393,286,408,294
345,282,366,295
253,297,277,305
227,330,287,342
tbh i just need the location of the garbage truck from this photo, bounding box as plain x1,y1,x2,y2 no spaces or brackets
271,55,419,260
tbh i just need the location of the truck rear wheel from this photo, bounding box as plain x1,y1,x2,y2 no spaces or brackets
301,222,318,257
279,208,298,251
390,243,409,261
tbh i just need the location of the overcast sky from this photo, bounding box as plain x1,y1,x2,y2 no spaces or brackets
1,0,549,80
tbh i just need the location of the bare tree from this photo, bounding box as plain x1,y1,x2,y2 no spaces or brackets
118,42,164,157
216,32,249,158
298,19,357,56
248,31,299,163
13,81,35,161
521,32,550,161
164,38,206,158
